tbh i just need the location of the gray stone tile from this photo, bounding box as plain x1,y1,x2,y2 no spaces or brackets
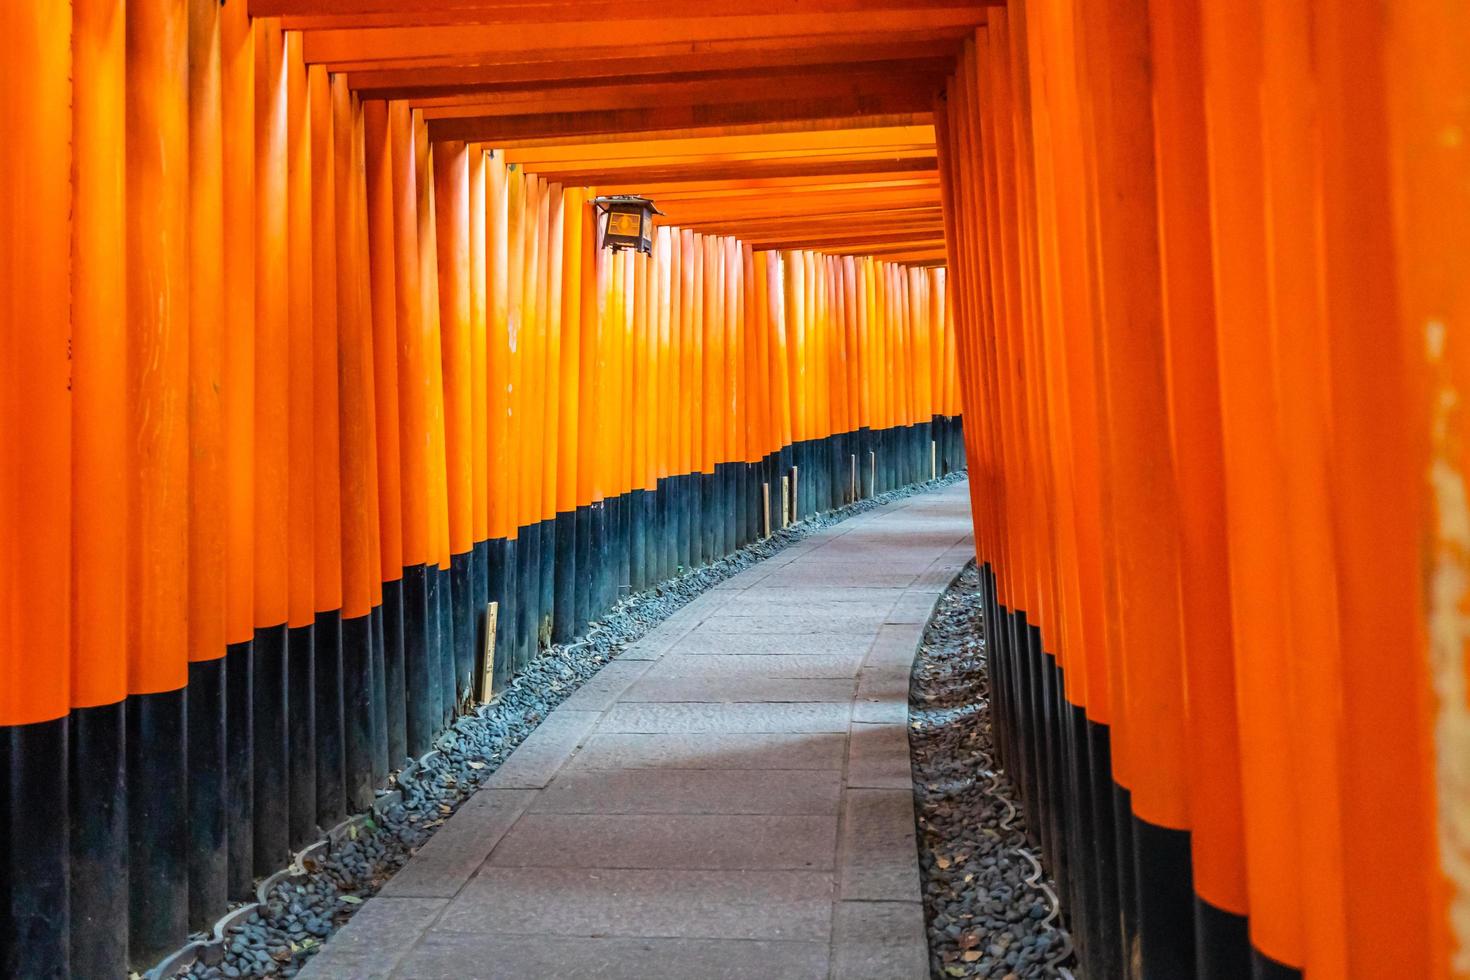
438,867,835,941
620,673,856,703
717,587,900,611
394,933,830,980
566,732,848,771
646,652,866,679
487,813,837,870
483,710,601,789
599,701,851,734
758,566,921,590
672,630,861,657
886,591,940,625
532,768,843,815
847,722,913,790
851,665,912,725
296,898,447,980
911,564,963,593
863,623,923,670
839,789,921,901
701,614,889,635
829,901,928,980
556,660,652,712
378,790,535,899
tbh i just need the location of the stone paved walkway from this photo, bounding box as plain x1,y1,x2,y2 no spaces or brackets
299,482,974,980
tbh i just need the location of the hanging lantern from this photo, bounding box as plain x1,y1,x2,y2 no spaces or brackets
594,195,662,255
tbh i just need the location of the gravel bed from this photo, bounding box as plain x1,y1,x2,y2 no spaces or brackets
909,562,1075,980
171,472,966,980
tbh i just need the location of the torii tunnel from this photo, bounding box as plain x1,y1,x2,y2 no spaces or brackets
0,1,1466,978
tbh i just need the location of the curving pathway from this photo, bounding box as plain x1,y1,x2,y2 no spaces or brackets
299,481,974,980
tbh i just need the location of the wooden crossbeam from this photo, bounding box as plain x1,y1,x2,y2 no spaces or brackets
256,0,995,27
345,42,961,97
299,10,989,65
417,70,945,121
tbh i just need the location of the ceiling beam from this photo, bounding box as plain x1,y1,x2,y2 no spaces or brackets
257,0,993,27
417,71,944,122
427,95,935,143
299,12,988,66
345,42,960,97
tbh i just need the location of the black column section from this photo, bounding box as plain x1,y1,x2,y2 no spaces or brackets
553,511,577,642
512,528,533,672
537,518,555,650
499,536,520,686
380,578,407,769
401,563,432,759
676,476,693,570
1252,948,1304,980
487,536,515,694
286,621,317,850
1132,817,1198,980
341,612,375,812
368,603,390,781
4,717,71,978
451,550,475,707
69,701,128,978
431,562,453,726
224,639,254,898
252,623,289,876
186,657,228,931
629,489,647,590
314,610,346,829
127,689,187,967
471,538,490,690
572,509,592,635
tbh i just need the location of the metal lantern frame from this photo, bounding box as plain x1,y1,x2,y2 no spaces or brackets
593,194,663,255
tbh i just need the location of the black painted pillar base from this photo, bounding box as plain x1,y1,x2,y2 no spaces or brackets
340,612,375,812
402,564,433,759
68,700,128,978
552,510,578,643
451,550,476,707
314,611,346,829
286,621,318,851
1196,897,1252,980
186,657,228,931
224,639,254,899
252,623,289,877
1133,816,1197,978
380,578,408,769
126,688,188,968
5,716,71,978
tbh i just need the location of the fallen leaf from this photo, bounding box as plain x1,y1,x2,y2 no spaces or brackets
962,951,981,962
936,856,952,869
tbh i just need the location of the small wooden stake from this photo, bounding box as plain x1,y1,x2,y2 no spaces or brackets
762,481,771,537
931,440,937,480
781,475,791,527
478,601,499,703
869,451,877,492
850,453,858,502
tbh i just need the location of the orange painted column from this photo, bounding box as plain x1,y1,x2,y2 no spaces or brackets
0,1,73,972
1385,1,1470,973
1316,4,1438,977
332,75,386,805
70,0,127,719
1197,3,1306,971
126,0,192,959
218,0,258,903
469,148,489,553
184,0,231,927
363,98,407,765
1144,0,1249,960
